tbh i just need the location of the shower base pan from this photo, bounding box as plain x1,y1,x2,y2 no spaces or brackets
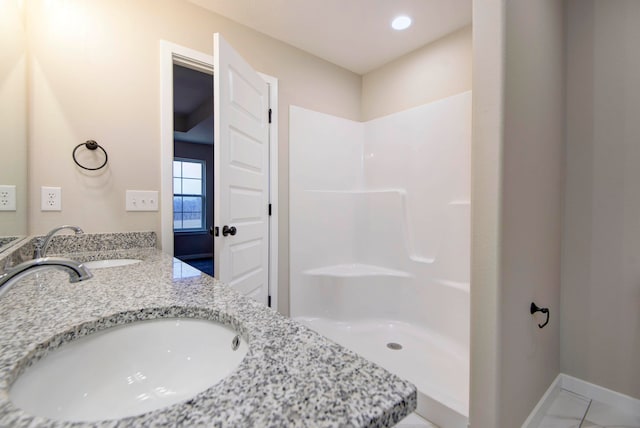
295,317,469,428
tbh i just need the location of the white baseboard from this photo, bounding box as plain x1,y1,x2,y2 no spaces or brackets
521,373,640,427
559,374,640,417
521,374,563,428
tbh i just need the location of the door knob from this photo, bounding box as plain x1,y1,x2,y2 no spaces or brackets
222,225,237,236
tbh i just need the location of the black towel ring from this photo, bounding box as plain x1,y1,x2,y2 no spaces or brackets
530,302,550,329
72,140,108,171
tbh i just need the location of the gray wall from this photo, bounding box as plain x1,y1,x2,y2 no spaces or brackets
500,1,564,425
361,25,471,121
471,0,565,426
562,0,640,399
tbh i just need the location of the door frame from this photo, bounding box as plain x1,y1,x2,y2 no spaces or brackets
159,40,279,311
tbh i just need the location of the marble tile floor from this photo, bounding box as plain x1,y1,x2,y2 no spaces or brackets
582,400,640,428
396,389,640,428
538,389,640,428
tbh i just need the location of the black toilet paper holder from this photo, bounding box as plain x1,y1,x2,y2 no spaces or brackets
530,302,550,329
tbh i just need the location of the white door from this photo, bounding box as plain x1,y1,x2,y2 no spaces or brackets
213,33,270,306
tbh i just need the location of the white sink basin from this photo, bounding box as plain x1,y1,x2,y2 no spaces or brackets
83,259,142,269
10,318,248,422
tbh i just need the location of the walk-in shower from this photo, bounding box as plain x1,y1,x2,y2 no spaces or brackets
290,91,471,427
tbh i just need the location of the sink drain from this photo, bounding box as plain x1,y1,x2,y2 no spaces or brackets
387,342,403,350
231,335,241,351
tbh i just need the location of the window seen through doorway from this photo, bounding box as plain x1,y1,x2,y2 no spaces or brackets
173,158,205,231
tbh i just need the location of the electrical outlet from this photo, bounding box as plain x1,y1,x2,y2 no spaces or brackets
0,185,16,211
126,190,159,211
41,186,62,211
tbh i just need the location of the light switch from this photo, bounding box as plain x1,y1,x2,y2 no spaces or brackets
0,185,16,211
126,190,159,211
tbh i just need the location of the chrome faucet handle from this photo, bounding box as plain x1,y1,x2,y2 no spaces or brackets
33,237,46,259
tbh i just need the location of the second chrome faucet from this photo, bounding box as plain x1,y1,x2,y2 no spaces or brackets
33,225,84,258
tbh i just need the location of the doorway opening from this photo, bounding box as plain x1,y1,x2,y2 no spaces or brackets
160,40,280,311
172,64,214,276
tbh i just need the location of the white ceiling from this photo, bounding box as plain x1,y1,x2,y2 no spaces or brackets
188,0,472,75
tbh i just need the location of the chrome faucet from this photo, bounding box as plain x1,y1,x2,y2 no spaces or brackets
0,257,93,299
34,225,84,258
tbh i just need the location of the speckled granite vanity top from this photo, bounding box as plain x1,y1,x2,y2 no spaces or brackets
0,233,416,427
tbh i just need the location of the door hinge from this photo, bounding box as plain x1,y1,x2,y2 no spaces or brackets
268,203,272,216
268,295,271,307
268,108,272,124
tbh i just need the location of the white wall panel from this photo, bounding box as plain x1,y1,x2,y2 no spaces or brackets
289,92,470,334
289,106,363,317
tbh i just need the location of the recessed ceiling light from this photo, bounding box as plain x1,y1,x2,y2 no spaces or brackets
391,16,412,31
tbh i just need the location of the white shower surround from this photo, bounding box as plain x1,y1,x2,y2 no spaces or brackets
289,91,471,426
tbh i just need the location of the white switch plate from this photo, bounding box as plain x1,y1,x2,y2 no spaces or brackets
41,186,62,211
126,190,159,211
0,185,16,211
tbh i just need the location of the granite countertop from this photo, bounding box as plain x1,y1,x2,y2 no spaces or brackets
0,237,416,427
